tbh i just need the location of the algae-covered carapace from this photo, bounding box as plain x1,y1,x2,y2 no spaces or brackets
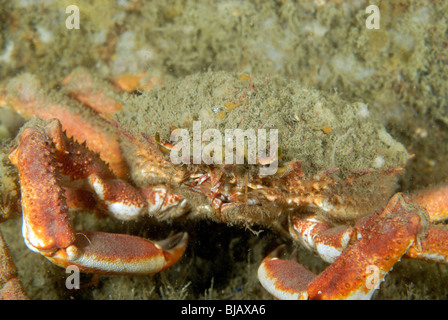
116,71,409,226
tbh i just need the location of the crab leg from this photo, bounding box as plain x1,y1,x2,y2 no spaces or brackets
33,118,187,221
273,184,448,281
289,215,355,263
402,184,448,263
290,184,448,266
405,225,448,264
110,73,162,92
411,184,448,223
258,193,427,299
8,119,188,275
87,174,188,221
0,231,28,299
61,67,124,116
5,73,128,178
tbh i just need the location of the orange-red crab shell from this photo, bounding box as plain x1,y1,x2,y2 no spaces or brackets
8,118,189,275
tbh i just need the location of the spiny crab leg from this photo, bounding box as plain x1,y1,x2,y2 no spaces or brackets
0,231,28,299
8,118,188,275
258,193,427,299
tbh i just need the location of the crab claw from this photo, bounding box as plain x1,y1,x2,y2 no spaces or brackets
47,232,188,275
258,245,316,300
9,118,189,276
259,193,428,300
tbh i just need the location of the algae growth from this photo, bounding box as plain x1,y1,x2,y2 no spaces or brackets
117,71,408,223
0,0,447,300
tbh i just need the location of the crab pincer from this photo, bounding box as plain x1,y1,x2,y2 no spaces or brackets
47,231,188,275
258,193,428,300
9,118,188,275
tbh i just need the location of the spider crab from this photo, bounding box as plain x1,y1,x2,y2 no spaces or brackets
1,69,448,299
